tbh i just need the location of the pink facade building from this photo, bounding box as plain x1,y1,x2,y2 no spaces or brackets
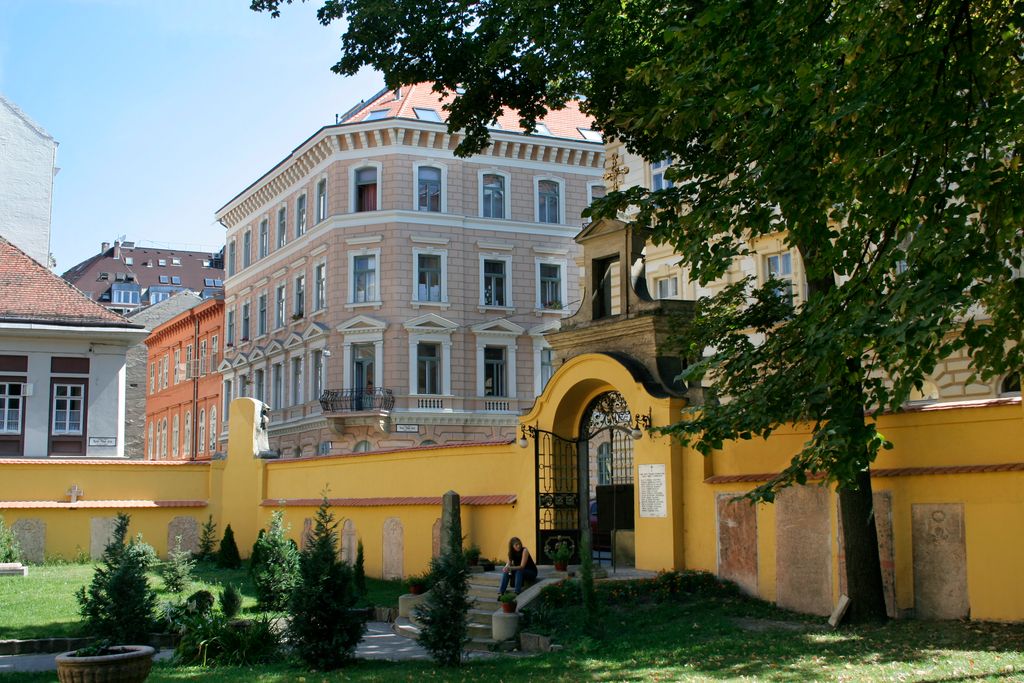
214,84,605,456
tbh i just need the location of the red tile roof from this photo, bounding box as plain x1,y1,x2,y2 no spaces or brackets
344,82,598,142
0,500,207,509
261,494,517,508
0,238,141,327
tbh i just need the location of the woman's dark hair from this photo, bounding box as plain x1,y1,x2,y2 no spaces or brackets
507,536,522,561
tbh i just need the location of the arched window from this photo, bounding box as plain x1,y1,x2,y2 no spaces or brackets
161,418,168,458
197,409,206,454
1001,372,1021,396
172,415,180,457
209,408,217,452
147,421,154,459
183,412,192,457
420,439,438,447
353,440,372,453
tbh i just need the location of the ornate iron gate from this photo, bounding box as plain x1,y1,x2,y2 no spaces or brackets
534,428,582,564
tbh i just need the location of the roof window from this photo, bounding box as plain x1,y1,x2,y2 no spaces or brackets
171,258,181,266
124,257,134,265
578,128,603,142
159,275,170,284
171,276,181,285
158,259,167,267
414,108,443,122
115,272,126,281
532,123,552,136
365,109,389,121
98,272,109,281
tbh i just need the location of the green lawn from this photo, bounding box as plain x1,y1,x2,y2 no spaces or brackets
0,562,406,640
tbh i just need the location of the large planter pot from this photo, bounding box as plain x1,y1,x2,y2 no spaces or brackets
554,561,568,572
56,645,155,683
409,582,426,595
501,600,517,613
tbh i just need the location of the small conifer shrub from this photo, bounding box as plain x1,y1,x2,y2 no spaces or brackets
415,513,470,666
0,516,21,564
161,535,196,594
219,583,242,618
196,515,218,562
250,511,299,611
217,524,242,569
353,539,367,596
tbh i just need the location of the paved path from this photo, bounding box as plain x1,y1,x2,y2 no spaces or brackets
0,622,429,674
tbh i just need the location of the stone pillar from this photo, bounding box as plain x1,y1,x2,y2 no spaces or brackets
440,490,461,556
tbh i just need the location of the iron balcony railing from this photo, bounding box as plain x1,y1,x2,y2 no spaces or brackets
319,388,395,413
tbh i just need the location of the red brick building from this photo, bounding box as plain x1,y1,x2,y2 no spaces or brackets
144,298,223,460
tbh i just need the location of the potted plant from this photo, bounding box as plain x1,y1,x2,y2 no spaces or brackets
481,558,497,572
498,592,518,613
550,541,572,572
464,543,482,567
56,642,156,683
407,570,432,595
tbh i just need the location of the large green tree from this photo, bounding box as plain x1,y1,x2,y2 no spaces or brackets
252,0,1023,622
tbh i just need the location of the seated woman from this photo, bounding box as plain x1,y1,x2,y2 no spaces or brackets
498,536,538,597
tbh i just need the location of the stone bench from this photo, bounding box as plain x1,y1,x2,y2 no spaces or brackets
0,562,27,576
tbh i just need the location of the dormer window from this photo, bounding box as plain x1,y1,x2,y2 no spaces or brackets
171,276,181,285
158,259,167,266
365,109,389,120
159,275,170,284
533,123,552,136
171,258,181,266
578,128,603,142
414,107,442,122
98,272,109,281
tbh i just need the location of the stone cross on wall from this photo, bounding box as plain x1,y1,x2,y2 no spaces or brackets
603,152,629,191
67,484,84,503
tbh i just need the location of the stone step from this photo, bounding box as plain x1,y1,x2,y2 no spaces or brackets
466,572,504,587
467,622,491,640
468,583,504,600
465,637,516,653
467,608,494,625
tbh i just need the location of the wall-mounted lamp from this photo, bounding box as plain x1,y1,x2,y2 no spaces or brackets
518,424,538,449
631,411,652,440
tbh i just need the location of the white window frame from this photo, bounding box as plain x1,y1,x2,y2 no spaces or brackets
350,160,383,213
208,407,217,453
532,336,556,396
338,316,387,392
656,275,679,299
227,239,237,277
242,230,252,268
309,348,326,402
412,248,448,305
294,274,306,318
295,192,307,238
147,421,154,458
764,251,795,302
474,333,518,398
197,408,206,454
276,205,287,248
412,161,447,213
275,283,287,329
479,253,513,309
535,258,568,310
257,292,268,337
258,218,269,258
171,414,180,457
533,176,565,225
348,248,382,306
404,316,457,397
478,169,511,220
588,181,607,206
290,355,304,406
271,361,285,408
316,177,329,223
183,411,191,457
313,261,327,312
0,382,23,435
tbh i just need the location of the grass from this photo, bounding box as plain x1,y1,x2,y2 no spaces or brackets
0,561,407,640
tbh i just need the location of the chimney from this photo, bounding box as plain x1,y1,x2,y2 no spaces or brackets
101,242,110,253
113,241,121,260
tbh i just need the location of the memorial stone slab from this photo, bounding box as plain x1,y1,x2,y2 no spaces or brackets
431,518,441,558
775,485,832,616
12,518,45,564
341,519,357,564
301,518,313,551
382,517,404,580
90,517,118,559
716,494,758,596
167,516,199,556
912,503,968,620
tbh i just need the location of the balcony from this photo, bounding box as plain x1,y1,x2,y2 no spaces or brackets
319,388,395,435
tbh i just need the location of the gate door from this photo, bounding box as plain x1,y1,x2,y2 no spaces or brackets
535,428,582,564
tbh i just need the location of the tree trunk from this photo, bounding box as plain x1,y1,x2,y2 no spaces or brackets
837,471,888,623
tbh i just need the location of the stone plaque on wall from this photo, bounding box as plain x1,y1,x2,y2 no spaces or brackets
912,503,968,619
837,491,896,618
301,518,313,551
775,485,833,616
382,517,404,580
341,519,357,564
716,494,758,596
90,517,117,560
12,518,46,564
167,516,199,556
431,518,441,559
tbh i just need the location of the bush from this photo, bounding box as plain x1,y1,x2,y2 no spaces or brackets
217,524,241,569
186,590,215,615
76,513,157,644
289,497,365,670
219,583,242,618
250,511,299,611
161,535,195,594
0,516,21,564
175,612,281,667
353,539,366,596
196,515,218,562
414,514,470,666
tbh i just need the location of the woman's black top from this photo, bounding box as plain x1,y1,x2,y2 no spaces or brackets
509,546,537,572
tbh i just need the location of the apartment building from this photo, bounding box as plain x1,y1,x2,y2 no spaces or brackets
215,83,605,455
143,297,223,460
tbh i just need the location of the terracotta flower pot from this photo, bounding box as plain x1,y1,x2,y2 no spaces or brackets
501,600,517,613
56,645,155,683
409,582,426,595
554,561,568,571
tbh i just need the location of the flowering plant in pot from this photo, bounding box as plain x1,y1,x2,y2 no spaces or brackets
498,592,518,613
407,570,432,595
550,541,572,571
464,543,482,567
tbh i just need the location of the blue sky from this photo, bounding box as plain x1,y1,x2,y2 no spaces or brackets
0,0,382,272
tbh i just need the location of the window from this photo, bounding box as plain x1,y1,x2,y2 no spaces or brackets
294,275,305,317
533,122,552,136
295,193,307,237
111,284,140,305
258,219,269,258
765,252,794,303
536,179,561,224
257,294,268,336
316,179,328,223
481,173,506,219
211,335,219,368
171,414,180,457
597,442,612,485
208,408,217,452
0,383,23,434
253,369,265,403
364,109,388,120
538,262,564,309
318,441,332,455
483,347,507,397
417,166,442,212
272,363,284,408
413,107,442,122
416,343,440,394
416,253,443,302
241,303,250,341
173,349,181,384
242,230,252,268
355,167,378,212
482,258,509,307
159,275,170,284
147,421,154,458
311,350,324,401
223,379,233,414
277,207,287,248
183,412,191,457
1001,372,1021,396
172,258,181,266
353,440,372,453
171,276,181,285
656,276,679,299
313,263,326,311
275,285,286,328
540,347,554,390
227,241,236,276
149,363,155,394
578,128,603,142
652,158,673,190
197,409,206,454
291,357,303,405
158,259,167,267
352,254,377,303
162,355,169,389
199,340,208,375
589,183,607,204
185,345,193,378
160,418,167,458
125,257,133,266
239,374,249,398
